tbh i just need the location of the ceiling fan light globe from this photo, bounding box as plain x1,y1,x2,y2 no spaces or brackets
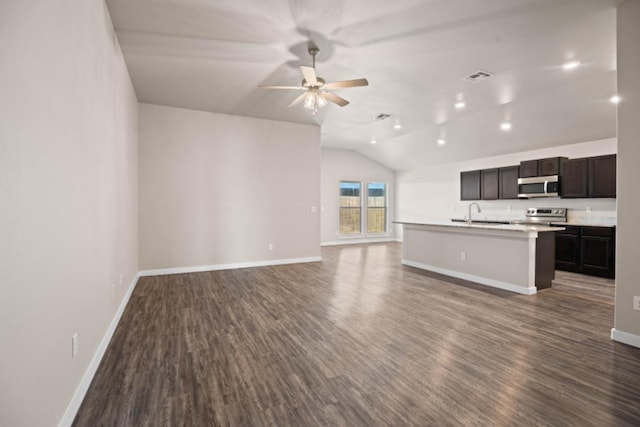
317,94,328,108
303,92,316,110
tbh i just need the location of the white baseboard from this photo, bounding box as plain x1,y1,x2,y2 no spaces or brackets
402,259,537,295
321,237,396,246
58,274,139,427
611,328,640,349
138,256,322,277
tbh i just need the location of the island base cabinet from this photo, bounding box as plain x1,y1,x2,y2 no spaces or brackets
398,223,561,294
535,232,556,290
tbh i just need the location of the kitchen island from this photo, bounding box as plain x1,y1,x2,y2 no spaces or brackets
396,221,565,295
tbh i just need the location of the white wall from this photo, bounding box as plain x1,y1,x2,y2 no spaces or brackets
321,148,396,245
396,138,617,238
614,0,640,346
0,1,139,426
139,103,321,271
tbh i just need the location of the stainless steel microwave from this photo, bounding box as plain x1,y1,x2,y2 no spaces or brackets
517,175,559,198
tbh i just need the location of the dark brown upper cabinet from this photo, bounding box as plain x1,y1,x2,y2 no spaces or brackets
561,154,616,198
519,160,538,178
588,154,616,198
560,158,589,198
499,166,520,199
520,157,566,177
461,170,481,200
481,168,499,200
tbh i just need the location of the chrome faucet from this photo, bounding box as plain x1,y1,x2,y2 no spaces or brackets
467,202,481,225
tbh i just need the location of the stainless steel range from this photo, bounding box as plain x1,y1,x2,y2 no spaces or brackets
510,207,567,226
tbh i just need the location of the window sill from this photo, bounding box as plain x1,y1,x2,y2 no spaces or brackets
338,233,391,239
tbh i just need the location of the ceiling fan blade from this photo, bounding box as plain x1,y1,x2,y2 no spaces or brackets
323,92,350,107
325,78,369,89
288,92,307,107
300,66,318,86
259,85,305,90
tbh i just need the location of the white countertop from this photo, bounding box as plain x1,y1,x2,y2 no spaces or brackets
394,220,564,233
551,221,616,228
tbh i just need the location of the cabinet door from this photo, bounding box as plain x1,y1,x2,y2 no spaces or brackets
581,226,615,278
481,168,499,200
499,166,520,199
560,158,588,198
588,154,616,198
538,157,565,176
519,160,538,178
555,231,581,272
461,170,481,200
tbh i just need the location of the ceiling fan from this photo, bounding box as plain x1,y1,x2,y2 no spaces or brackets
259,47,369,115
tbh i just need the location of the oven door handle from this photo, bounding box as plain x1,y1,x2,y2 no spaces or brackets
544,180,548,194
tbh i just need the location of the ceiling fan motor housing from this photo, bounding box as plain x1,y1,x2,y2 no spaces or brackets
302,77,326,88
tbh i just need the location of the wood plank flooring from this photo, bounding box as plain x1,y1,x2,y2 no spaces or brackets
73,243,640,426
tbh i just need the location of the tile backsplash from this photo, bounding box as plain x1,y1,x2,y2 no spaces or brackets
451,207,616,226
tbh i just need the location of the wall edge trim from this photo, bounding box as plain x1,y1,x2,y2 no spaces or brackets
402,259,537,295
139,256,322,277
58,274,140,427
611,328,640,349
321,237,396,246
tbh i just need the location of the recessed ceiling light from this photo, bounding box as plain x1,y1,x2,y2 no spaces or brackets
610,95,621,104
393,119,402,129
500,122,512,131
562,60,581,70
454,101,466,109
437,139,446,146
370,138,377,144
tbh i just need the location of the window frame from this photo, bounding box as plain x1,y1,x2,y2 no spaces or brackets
338,180,389,237
366,182,388,235
338,181,363,236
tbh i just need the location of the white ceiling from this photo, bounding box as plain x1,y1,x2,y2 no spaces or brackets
105,0,619,171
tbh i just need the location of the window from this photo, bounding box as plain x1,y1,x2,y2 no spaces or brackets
339,181,388,236
339,181,361,234
367,182,387,233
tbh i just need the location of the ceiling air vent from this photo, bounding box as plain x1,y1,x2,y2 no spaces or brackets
464,70,494,82
374,113,392,121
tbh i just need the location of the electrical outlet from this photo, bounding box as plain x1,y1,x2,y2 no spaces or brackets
72,333,78,358
633,296,640,311
460,252,466,261
310,206,317,213
268,243,273,251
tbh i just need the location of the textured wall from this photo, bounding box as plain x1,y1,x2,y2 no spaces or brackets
614,0,640,343
0,1,139,425
138,103,321,271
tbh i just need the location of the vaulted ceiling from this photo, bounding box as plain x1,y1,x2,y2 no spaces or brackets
106,0,619,171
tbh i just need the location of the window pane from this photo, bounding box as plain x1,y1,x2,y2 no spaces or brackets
367,182,386,233
340,182,361,234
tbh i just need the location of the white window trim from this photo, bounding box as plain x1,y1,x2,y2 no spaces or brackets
338,180,389,238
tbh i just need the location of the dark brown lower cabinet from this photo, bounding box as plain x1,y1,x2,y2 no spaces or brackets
555,226,615,278
556,226,581,271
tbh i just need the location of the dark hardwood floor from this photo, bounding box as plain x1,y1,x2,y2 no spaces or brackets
73,243,640,426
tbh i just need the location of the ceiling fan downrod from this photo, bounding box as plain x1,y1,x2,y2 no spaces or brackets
309,47,319,69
